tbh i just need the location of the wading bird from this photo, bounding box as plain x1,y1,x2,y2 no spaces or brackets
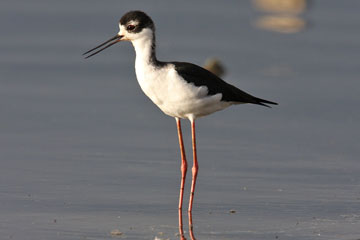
83,10,277,240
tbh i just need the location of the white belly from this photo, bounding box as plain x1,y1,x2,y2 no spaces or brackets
135,62,232,119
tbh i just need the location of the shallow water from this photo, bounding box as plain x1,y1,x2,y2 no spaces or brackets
1,0,360,239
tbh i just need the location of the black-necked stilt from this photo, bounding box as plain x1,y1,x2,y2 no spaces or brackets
84,10,277,239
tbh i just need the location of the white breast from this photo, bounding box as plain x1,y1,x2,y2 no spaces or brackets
130,33,232,120
135,61,231,119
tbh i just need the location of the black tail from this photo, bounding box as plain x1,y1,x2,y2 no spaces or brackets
254,97,278,108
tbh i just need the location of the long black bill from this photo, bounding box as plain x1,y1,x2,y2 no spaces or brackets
83,35,123,59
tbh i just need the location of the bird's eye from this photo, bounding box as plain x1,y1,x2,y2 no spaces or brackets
127,25,136,31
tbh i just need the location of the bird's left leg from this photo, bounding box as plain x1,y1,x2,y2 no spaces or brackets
175,117,187,240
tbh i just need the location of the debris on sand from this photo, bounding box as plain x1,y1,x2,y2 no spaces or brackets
110,229,123,236
154,236,170,240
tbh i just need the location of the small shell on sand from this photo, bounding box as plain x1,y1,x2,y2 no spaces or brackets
110,229,123,236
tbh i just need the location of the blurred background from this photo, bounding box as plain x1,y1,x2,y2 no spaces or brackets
1,0,359,239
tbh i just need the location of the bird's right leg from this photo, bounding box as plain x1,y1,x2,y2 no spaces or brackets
176,117,188,240
188,119,198,240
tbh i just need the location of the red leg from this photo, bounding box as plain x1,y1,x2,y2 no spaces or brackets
176,118,187,240
188,211,196,240
188,119,198,240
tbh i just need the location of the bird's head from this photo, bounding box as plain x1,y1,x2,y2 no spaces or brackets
118,11,154,41
83,11,154,58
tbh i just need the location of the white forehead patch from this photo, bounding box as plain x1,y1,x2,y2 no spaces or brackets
118,24,125,35
127,20,139,26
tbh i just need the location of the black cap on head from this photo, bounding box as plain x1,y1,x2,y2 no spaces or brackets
119,11,155,33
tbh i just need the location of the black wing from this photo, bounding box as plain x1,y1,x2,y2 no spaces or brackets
171,62,278,107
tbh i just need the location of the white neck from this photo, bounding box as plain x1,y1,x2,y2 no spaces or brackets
131,29,157,66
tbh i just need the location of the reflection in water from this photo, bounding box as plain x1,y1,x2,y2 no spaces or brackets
178,208,186,239
252,0,309,33
188,210,196,240
178,209,197,240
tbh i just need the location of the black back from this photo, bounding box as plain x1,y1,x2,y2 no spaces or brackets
172,62,277,107
119,11,277,107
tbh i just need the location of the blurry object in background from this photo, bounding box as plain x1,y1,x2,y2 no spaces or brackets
255,15,306,33
252,0,309,33
253,0,306,14
203,58,226,78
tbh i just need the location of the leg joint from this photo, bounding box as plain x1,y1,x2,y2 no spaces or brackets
192,165,198,175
